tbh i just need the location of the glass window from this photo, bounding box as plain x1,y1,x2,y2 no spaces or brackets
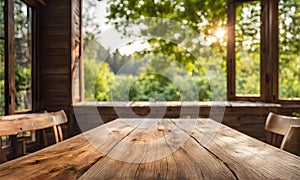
0,0,4,115
0,39,4,116
1,136,11,148
278,0,300,99
0,0,3,38
83,0,227,102
14,0,32,111
235,1,261,97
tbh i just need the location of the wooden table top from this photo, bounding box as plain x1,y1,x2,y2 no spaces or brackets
0,118,300,179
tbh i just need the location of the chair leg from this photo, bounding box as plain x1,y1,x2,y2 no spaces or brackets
0,140,7,163
42,129,48,147
22,141,26,155
57,125,63,142
53,126,59,144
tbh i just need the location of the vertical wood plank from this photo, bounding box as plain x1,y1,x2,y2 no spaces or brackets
4,0,15,115
260,0,268,101
39,0,72,110
269,0,279,102
226,0,235,100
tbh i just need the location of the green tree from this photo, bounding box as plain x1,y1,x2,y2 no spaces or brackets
95,63,115,101
98,0,227,101
83,0,102,48
84,58,99,101
87,0,300,101
278,0,300,98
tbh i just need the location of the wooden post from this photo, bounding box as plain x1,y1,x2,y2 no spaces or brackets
227,0,236,100
4,0,15,115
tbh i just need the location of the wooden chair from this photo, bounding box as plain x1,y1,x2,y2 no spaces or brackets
265,112,300,147
0,110,68,162
280,125,300,156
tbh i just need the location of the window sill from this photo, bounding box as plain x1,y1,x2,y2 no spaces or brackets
74,101,281,108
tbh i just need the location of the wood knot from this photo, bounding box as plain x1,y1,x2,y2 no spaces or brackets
33,160,40,164
158,125,165,131
156,172,161,179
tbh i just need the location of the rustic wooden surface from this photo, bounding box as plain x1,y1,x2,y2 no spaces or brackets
79,118,300,179
1,118,298,179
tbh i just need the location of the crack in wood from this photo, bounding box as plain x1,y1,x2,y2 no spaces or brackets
162,123,178,179
170,119,239,180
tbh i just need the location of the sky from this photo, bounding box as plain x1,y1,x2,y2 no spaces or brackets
84,0,149,55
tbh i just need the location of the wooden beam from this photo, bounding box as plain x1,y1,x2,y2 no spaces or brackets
4,0,15,115
227,0,236,100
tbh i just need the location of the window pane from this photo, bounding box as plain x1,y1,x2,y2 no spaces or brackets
83,0,227,102
1,136,11,148
0,0,4,115
278,0,300,99
14,0,32,111
0,39,4,115
235,1,261,96
0,0,4,38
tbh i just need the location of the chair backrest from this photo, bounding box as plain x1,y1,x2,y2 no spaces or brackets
265,112,300,145
280,125,300,156
0,110,68,136
0,110,68,162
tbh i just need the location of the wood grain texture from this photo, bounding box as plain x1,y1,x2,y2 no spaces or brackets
4,0,16,114
0,119,136,179
1,118,299,179
78,118,300,179
39,0,72,110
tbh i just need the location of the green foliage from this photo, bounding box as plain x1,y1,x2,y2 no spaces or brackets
111,75,136,101
129,74,180,101
15,64,31,92
83,0,102,48
235,1,260,95
81,0,300,101
84,59,115,101
95,63,115,101
84,58,100,101
93,0,228,101
278,0,300,98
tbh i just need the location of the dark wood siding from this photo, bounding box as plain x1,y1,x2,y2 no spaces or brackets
73,102,300,142
38,0,82,111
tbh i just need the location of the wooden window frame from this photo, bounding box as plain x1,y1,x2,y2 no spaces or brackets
227,0,265,101
226,0,292,103
4,0,38,115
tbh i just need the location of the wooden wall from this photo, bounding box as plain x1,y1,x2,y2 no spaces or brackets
38,0,82,112
38,0,82,138
72,102,300,142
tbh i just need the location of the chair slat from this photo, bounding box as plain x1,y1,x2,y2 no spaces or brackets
280,125,300,156
0,110,68,162
265,112,300,136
